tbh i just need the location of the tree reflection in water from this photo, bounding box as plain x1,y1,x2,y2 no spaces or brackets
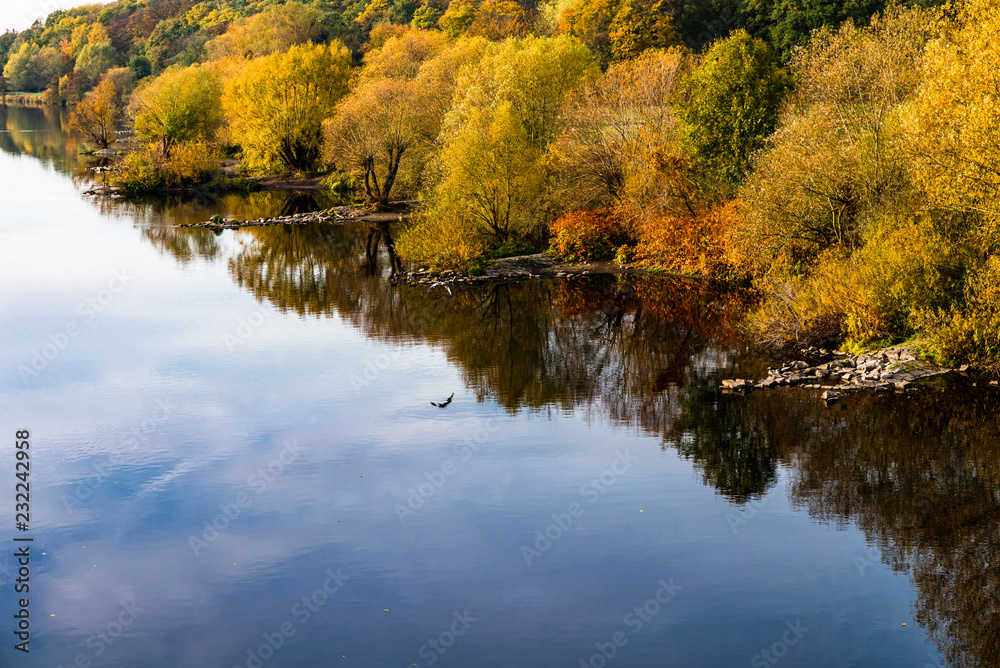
157,219,998,667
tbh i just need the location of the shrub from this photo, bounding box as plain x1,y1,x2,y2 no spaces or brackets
633,201,738,276
112,143,220,192
394,209,489,270
917,256,1000,365
548,209,630,262
746,215,963,348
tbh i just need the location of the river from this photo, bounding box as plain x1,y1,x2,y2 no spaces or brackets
1,103,996,667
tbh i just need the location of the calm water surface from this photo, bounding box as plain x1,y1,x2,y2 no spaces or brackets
2,105,996,667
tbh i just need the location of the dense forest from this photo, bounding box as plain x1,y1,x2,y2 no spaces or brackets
3,0,999,367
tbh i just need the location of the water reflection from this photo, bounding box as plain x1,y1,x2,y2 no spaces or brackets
0,103,103,177
152,219,1000,667
1,104,342,227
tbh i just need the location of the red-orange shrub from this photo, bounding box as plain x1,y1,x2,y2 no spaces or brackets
548,208,631,262
633,200,739,276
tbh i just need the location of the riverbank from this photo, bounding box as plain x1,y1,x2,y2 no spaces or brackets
390,253,645,287
3,93,48,106
721,344,999,397
178,201,420,228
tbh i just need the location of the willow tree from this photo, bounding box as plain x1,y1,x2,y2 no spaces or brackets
552,47,691,209
323,77,428,204
435,101,543,243
130,65,223,158
421,36,595,244
224,42,352,173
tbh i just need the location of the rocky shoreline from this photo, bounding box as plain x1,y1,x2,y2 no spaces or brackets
178,202,420,229
722,345,998,399
390,253,634,287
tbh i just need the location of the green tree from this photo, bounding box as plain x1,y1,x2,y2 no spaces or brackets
678,30,789,184
131,65,223,157
75,39,117,88
2,43,60,92
411,4,443,28
768,0,887,56
223,42,352,173
439,0,479,38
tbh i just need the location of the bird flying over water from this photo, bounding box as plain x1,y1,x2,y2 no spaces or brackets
429,281,452,295
431,393,454,408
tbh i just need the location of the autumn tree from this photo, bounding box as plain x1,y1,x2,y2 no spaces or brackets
204,3,324,61
453,35,598,150
131,65,223,158
223,42,352,173
358,28,449,82
323,77,429,204
678,30,789,184
410,36,490,141
439,0,480,38
421,36,595,245
468,0,529,40
552,47,691,210
426,101,544,243
560,0,681,66
607,0,682,62
559,0,619,67
905,0,1000,231
735,8,936,272
74,24,117,88
69,77,119,149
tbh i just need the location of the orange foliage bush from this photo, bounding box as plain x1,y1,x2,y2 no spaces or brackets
633,200,740,276
548,208,631,262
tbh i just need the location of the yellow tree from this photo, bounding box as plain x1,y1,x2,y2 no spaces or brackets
425,36,595,239
905,0,1000,230
223,42,352,174
323,77,430,203
559,0,620,67
468,0,529,40
607,0,682,62
439,0,480,38
452,36,598,150
69,77,119,149
204,2,323,61
411,37,490,140
431,101,543,243
357,28,449,82
131,65,223,157
736,7,937,272
552,47,691,209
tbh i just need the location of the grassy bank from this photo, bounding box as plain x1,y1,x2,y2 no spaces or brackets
3,92,49,106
